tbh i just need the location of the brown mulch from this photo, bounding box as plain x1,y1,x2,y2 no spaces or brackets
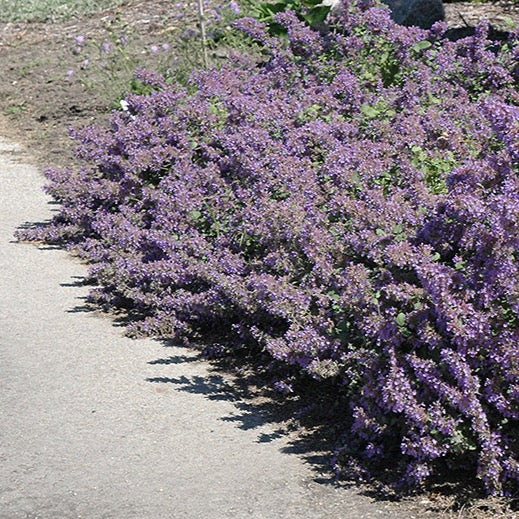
445,0,519,28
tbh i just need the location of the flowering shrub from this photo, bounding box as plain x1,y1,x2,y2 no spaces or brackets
18,0,519,495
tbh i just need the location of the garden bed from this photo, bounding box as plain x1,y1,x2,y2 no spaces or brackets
2,1,519,516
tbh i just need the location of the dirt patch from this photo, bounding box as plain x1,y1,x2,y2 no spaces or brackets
0,0,517,170
445,0,519,29
0,0,202,169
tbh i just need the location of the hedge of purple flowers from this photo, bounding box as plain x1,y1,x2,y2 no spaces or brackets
18,0,518,495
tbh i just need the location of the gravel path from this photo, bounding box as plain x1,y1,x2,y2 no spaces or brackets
0,134,422,518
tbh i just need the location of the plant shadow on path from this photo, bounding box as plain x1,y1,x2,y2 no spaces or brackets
143,339,519,517
146,348,518,518
146,338,344,483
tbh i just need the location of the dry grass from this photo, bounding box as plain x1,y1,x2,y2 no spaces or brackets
0,0,130,23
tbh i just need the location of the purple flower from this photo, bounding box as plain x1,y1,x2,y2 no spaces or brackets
229,2,241,15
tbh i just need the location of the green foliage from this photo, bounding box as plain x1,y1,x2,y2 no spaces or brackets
3,100,26,116
410,146,457,195
253,0,331,34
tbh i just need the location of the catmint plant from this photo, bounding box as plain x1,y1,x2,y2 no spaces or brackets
18,0,519,496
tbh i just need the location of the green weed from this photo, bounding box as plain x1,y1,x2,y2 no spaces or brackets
4,101,26,116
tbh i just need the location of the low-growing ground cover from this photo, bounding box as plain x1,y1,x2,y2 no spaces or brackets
16,0,519,505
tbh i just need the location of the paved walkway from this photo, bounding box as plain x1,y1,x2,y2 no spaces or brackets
0,135,419,518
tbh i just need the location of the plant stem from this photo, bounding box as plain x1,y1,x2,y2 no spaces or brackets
196,0,209,69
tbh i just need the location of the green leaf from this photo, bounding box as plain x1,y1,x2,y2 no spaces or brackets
391,223,403,234
360,104,379,119
253,2,291,24
190,209,202,220
396,313,406,327
375,228,385,236
303,5,330,26
412,40,432,52
502,16,517,31
302,0,326,6
327,290,340,302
